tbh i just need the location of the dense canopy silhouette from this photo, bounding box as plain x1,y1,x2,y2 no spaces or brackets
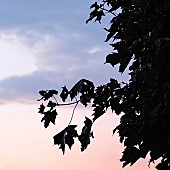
38,0,170,169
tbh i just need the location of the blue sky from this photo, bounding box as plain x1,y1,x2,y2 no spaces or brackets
0,0,130,103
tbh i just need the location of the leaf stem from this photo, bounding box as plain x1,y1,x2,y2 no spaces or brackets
68,98,79,126
56,100,80,106
52,95,59,105
52,95,81,106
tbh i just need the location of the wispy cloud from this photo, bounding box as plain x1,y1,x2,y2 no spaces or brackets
0,27,130,103
0,30,37,79
0,0,130,104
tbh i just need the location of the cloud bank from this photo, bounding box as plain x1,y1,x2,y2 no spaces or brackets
0,1,130,103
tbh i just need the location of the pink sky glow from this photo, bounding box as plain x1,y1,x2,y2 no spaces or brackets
0,103,156,170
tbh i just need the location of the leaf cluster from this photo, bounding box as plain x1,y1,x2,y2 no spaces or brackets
85,0,170,169
37,0,170,169
38,81,94,153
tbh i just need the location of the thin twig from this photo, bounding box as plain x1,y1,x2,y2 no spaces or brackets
52,94,80,125
52,95,59,105
52,95,80,106
99,6,128,23
57,100,80,106
100,7,119,17
68,98,79,126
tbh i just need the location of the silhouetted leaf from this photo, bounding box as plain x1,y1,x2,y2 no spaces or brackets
53,125,78,154
120,147,141,167
60,86,69,102
156,160,170,170
38,103,45,114
90,2,98,9
69,79,94,105
86,2,104,23
48,89,58,96
79,117,93,151
65,125,78,149
92,106,105,121
38,89,58,101
69,79,85,100
53,129,66,154
105,53,120,67
41,110,57,128
39,90,46,96
47,101,57,110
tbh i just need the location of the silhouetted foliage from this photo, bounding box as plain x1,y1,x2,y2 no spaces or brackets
53,125,78,154
38,0,170,169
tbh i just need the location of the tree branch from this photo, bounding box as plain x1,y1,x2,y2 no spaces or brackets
57,100,80,106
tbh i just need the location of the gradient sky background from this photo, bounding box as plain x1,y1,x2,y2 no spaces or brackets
0,1,157,170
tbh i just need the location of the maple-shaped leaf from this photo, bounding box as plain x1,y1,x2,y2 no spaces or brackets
38,103,45,114
120,147,141,167
65,125,78,149
39,90,46,96
37,90,46,101
105,52,131,73
92,106,105,122
47,101,57,110
60,86,69,102
105,53,120,67
53,129,66,154
95,10,105,23
53,125,78,154
107,78,120,89
48,89,58,95
69,79,84,100
78,117,93,151
156,160,170,170
66,125,78,137
65,133,74,149
86,2,101,24
38,89,58,101
69,79,94,101
41,110,58,128
84,117,92,128
90,2,98,9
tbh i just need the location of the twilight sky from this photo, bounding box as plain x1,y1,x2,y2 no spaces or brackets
0,1,156,170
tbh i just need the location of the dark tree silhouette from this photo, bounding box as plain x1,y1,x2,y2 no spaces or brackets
37,0,170,169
